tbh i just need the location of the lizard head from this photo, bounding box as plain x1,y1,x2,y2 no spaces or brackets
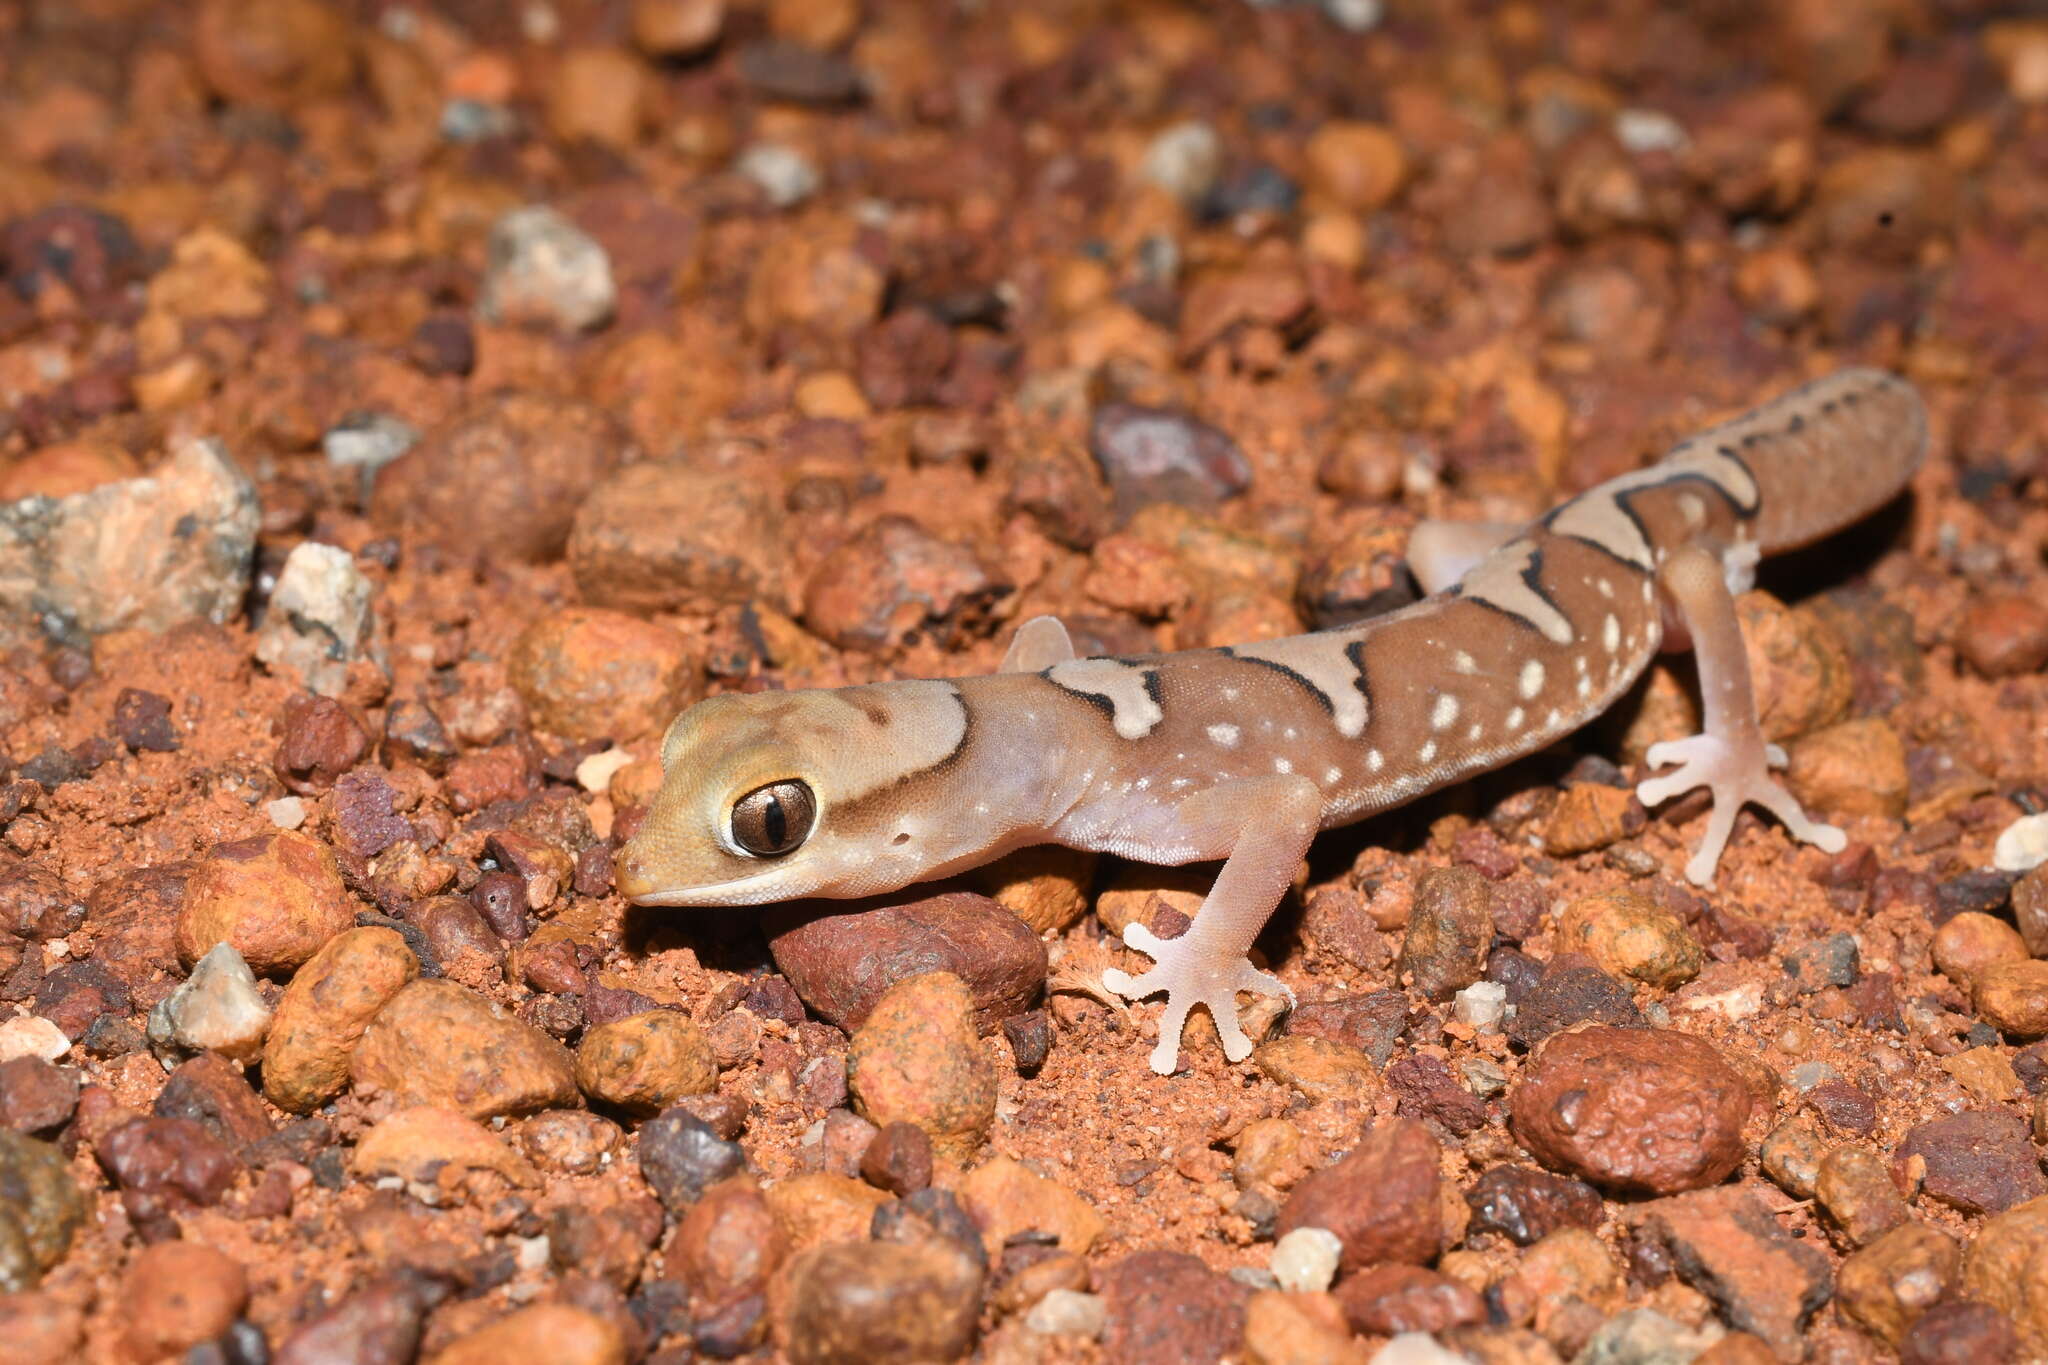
615,679,976,906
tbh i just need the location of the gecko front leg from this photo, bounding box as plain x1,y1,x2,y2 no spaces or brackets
1102,775,1318,1074
1637,543,1846,886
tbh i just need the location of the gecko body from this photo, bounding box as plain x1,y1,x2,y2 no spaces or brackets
618,368,1928,1073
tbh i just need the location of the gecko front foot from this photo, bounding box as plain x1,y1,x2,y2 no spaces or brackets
1102,923,1294,1075
1637,732,1845,886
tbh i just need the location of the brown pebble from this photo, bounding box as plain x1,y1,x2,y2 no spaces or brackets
1932,911,2028,990
0,1058,76,1135
263,926,419,1114
1835,1221,1958,1346
1893,1111,2047,1214
781,1238,981,1365
427,1303,625,1365
120,1239,249,1361
1276,1117,1441,1273
1553,888,1703,989
350,978,579,1120
1785,717,1909,819
275,693,371,795
1631,1187,1830,1357
800,517,1003,653
1974,959,2048,1036
1399,865,1493,1001
860,1121,933,1196
508,607,702,744
845,972,996,1162
1335,1263,1483,1336
1465,1164,1604,1246
1815,1145,1911,1246
176,830,356,976
1956,594,2048,678
1097,1250,1246,1365
574,1012,718,1115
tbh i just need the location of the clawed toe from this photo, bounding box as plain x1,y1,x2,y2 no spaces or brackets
1107,928,1289,1074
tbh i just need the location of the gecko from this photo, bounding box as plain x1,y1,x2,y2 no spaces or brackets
616,368,1928,1075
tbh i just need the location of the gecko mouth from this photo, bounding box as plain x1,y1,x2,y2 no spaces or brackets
615,857,799,907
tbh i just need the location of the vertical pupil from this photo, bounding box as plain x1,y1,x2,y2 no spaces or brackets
762,794,786,848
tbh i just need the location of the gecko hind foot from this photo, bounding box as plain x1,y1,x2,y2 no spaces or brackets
1637,732,1845,887
1102,923,1294,1075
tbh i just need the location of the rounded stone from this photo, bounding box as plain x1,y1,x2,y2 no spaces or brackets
1554,889,1704,989
1785,718,1909,819
846,972,997,1162
574,1012,718,1115
1275,1118,1442,1273
1509,1025,1750,1194
175,830,356,976
349,979,579,1120
1835,1222,1958,1346
568,463,787,616
120,1240,249,1361
1974,959,2048,1037
0,1131,84,1291
1303,121,1408,212
1931,912,2028,992
428,1303,625,1365
264,926,420,1113
508,606,702,743
782,1239,981,1365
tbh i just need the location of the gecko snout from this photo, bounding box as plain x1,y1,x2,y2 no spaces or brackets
614,850,656,901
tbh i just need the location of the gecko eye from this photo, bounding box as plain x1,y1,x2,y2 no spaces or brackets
728,780,815,857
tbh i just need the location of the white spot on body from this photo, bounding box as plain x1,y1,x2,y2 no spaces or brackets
1466,723,1482,741
1418,740,1437,763
1506,707,1525,730
1519,660,1545,699
1603,614,1621,653
1451,651,1477,674
1324,766,1342,784
1596,578,1614,599
1367,749,1385,773
1274,757,1293,774
1430,694,1460,730
1207,722,1240,748
1576,675,1592,698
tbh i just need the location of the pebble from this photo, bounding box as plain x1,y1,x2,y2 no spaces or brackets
1385,1053,1487,1136
1140,121,1223,203
1900,1297,2020,1364
516,1110,621,1177
846,972,995,1161
1835,1221,1958,1346
255,542,380,697
373,393,628,564
1270,1226,1343,1293
1335,1264,1484,1336
769,892,1047,1034
631,0,725,55
1973,959,2048,1036
1286,990,1408,1065
0,438,257,640
272,1272,436,1365
508,607,701,743
859,1121,932,1195
1098,1251,1247,1365
322,411,419,482
353,1106,538,1194
1553,889,1703,989
1253,1035,1380,1105
480,206,616,333
0,1018,68,1065
263,926,419,1113
350,978,579,1120
1894,1111,2046,1214
1088,403,1253,521
669,1176,783,1305
1464,1164,1604,1245
637,1107,745,1212
1240,1289,1359,1365
120,1239,249,1360
1370,1335,1467,1365
547,47,650,149
1398,866,1493,1001
0,1131,83,1290
1451,981,1505,1032
1784,717,1909,819
177,830,356,976
954,1154,1105,1256
1631,1188,1832,1356
1277,1118,1441,1273
574,1011,717,1114
193,0,353,108
1509,1025,1750,1194
148,942,271,1063
275,694,371,793
1542,782,1644,856
1303,120,1408,212
736,142,821,208
113,688,179,753
1575,1309,1722,1363
801,516,1002,653
569,463,786,616
1962,1194,2048,1352
0,1288,83,1365
97,1116,238,1211
1955,594,2048,678
782,1239,982,1365
1998,814,2048,875
1816,1144,1910,1245
1025,1288,1106,1338
154,1051,273,1148
736,38,864,104
427,1303,626,1365
1932,910,2027,989
0,1058,76,1134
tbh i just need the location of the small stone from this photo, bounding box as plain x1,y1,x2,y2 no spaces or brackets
638,1108,745,1213
1943,1045,2022,1105
193,0,353,109
373,393,628,564
1335,1265,1484,1337
782,1238,981,1365
631,0,724,55
769,892,1047,1035
1253,1035,1379,1105
1303,121,1408,212
846,972,995,1161
429,1304,626,1365
481,206,615,333
255,542,380,698
1895,1111,2046,1214
96,1117,238,1212
1465,1165,1604,1245
272,1273,436,1365
120,1240,249,1361
669,1175,782,1308
1554,889,1703,989
1997,815,2048,877
1370,1334,1466,1365
1385,1053,1487,1136
575,1012,717,1115
1816,1144,1910,1246
323,411,418,482
859,1122,932,1196
264,926,419,1113
0,1288,83,1365
153,1052,272,1148
177,830,356,976
0,1059,75,1135
112,688,179,753
350,978,579,1120
1573,1309,1723,1364
0,1020,67,1065
1286,990,1408,1065
735,143,820,209
1835,1221,1958,1346
352,1106,538,1191
1975,958,2048,1036
954,1154,1105,1257
1900,1298,2020,1365
1241,1289,1361,1365
569,463,785,616
1631,1187,1831,1356
509,607,701,743
1025,1288,1106,1338
1510,1025,1750,1194
275,694,371,794
1785,717,1910,819
1140,121,1223,203
1543,783,1644,857
1956,594,2048,679
148,942,271,1063
1277,1118,1441,1274
1271,1227,1343,1293
1098,1251,1247,1365
1399,866,1493,1001
1000,1010,1051,1073
801,517,1002,654
736,38,863,104
0,1131,83,1290
516,1110,621,1177
1089,404,1252,521
0,439,257,641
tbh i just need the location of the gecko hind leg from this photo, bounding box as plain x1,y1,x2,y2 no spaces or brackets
1636,544,1846,886
1102,775,1318,1074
